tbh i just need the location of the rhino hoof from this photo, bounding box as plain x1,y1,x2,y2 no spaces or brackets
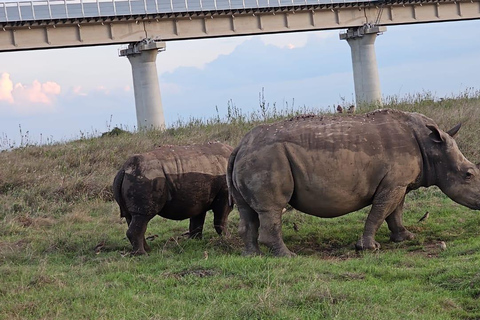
390,231,415,243
277,250,297,258
355,238,381,251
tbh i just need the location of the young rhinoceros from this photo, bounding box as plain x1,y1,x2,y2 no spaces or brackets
227,109,480,257
113,142,233,255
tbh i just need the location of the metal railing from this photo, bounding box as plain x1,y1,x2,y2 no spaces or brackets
0,0,374,23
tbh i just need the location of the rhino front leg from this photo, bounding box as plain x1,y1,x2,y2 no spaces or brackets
126,215,153,255
189,212,207,239
385,195,415,243
356,186,407,251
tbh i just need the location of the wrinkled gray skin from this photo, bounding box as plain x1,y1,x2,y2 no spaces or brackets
114,142,234,255
227,109,480,257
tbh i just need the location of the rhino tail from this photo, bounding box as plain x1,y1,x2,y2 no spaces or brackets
113,169,129,218
226,146,240,208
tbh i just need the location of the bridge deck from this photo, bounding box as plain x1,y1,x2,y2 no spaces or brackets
0,0,371,23
0,0,478,51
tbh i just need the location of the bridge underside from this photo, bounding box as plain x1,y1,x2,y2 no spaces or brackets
0,0,479,51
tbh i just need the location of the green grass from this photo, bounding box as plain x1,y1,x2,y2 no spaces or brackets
1,92,480,319
1,203,479,319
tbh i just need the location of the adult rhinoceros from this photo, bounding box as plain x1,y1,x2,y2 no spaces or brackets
113,142,233,255
227,109,480,257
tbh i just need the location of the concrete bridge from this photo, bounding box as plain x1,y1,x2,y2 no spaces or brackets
1,0,479,128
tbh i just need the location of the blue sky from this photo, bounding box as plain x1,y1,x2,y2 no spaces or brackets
0,19,479,147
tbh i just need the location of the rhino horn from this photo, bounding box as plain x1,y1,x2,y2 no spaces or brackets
446,123,462,138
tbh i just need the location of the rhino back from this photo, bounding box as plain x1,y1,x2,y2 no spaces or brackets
241,110,418,151
123,143,231,176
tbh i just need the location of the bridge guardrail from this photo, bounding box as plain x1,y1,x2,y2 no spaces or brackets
0,0,374,23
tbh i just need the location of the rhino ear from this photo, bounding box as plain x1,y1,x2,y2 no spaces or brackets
446,123,461,138
427,124,445,143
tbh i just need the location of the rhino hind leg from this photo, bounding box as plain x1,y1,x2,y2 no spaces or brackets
257,209,296,257
389,229,415,243
385,201,415,243
126,215,153,255
212,193,232,236
356,186,408,251
238,206,262,256
229,183,262,255
189,212,207,239
236,191,294,256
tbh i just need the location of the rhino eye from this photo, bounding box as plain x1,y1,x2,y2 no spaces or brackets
466,171,474,180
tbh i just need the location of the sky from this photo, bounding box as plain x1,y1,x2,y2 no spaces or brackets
0,18,479,148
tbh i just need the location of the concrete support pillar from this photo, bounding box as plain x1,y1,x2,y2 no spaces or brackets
120,39,166,130
340,25,386,107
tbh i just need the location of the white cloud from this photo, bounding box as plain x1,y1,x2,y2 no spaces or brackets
0,72,62,114
72,86,87,96
259,33,309,49
13,80,61,105
159,37,251,74
257,31,337,49
0,73,14,103
42,81,61,95
314,30,339,40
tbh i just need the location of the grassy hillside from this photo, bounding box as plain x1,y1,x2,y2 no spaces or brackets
1,93,480,319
